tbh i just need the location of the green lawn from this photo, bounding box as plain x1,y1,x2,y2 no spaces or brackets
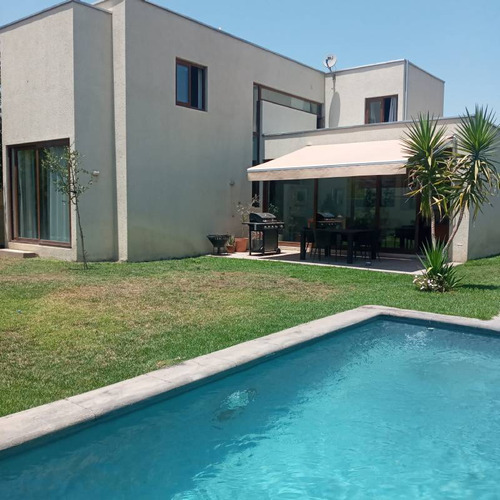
1,255,499,417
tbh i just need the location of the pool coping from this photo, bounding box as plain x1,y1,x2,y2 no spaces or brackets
1,305,499,453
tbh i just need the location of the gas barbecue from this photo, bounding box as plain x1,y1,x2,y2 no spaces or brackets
316,212,345,229
245,213,284,255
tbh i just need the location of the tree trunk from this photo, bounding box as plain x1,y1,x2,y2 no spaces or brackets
75,203,88,270
444,205,466,252
429,193,436,246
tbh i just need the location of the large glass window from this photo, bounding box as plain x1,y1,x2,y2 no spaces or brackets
318,178,350,221
269,179,314,242
176,59,206,111
379,176,416,250
269,175,417,251
10,141,70,245
260,87,320,115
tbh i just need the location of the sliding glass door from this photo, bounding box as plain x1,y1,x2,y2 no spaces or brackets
10,141,71,245
16,150,38,239
269,175,419,252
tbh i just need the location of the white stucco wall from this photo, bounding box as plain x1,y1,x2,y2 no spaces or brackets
264,118,461,160
73,3,117,261
261,101,318,137
106,0,325,261
0,4,76,260
325,61,405,129
466,140,500,260
406,63,444,120
0,2,117,261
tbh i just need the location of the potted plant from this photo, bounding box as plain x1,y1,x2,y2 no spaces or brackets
235,196,259,252
226,235,236,253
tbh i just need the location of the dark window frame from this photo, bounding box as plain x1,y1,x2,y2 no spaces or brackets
8,138,72,248
365,95,398,124
176,58,207,111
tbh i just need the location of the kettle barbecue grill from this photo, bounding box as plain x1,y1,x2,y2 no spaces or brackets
245,213,284,255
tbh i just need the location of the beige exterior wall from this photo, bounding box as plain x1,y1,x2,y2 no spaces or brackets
106,0,324,261
0,4,76,260
324,60,445,129
73,3,117,261
406,63,444,119
325,61,405,128
261,101,317,137
0,2,116,261
466,140,500,260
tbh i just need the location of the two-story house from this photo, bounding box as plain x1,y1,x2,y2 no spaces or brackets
1,0,498,262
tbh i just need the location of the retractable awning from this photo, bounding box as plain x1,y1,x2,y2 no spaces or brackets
247,140,407,181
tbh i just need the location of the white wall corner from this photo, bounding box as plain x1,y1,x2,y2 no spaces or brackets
449,209,470,263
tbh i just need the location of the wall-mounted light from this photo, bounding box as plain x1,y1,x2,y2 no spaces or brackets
92,171,100,177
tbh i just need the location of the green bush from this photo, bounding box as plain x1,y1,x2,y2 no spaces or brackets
414,241,462,292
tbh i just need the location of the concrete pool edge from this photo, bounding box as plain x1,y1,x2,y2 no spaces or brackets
1,305,499,453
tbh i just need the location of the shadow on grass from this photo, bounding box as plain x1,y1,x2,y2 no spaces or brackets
460,284,500,291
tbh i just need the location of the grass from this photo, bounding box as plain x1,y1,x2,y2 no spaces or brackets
0,255,499,417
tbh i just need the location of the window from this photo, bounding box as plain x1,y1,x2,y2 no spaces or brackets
260,87,320,115
252,84,324,165
365,95,398,124
9,140,71,246
176,59,206,110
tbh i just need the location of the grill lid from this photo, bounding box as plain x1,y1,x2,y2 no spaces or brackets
316,212,336,221
249,212,278,223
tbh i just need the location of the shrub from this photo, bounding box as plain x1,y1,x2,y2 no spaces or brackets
413,241,462,292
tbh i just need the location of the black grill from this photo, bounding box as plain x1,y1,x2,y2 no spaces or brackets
316,212,344,228
245,213,284,255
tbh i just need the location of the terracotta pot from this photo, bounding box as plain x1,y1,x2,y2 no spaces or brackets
226,244,235,253
234,237,248,252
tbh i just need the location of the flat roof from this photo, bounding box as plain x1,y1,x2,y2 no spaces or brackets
263,116,462,139
326,59,444,84
0,0,110,33
0,0,444,86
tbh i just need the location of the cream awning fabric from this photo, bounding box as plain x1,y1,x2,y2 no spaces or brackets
248,140,406,181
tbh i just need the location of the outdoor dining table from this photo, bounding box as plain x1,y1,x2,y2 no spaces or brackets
300,228,377,264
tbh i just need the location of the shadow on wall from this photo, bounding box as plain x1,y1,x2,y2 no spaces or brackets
329,92,341,128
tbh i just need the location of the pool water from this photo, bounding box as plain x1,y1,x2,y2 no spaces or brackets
2,319,500,499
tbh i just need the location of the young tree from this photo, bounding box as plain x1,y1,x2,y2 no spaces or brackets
401,113,453,245
42,147,93,269
444,106,500,250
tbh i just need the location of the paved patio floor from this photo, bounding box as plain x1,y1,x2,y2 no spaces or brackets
221,246,425,275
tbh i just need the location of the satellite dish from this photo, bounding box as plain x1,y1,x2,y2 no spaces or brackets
323,54,337,71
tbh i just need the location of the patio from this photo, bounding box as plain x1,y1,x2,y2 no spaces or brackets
224,245,425,275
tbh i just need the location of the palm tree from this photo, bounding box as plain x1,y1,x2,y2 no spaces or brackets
444,106,500,250
401,113,453,245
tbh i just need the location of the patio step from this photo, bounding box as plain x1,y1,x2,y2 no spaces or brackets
0,249,38,259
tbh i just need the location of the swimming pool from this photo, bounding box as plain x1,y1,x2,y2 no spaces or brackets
1,314,500,498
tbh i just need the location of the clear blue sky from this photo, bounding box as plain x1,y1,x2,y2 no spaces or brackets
1,0,499,117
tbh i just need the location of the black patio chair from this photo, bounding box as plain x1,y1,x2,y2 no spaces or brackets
311,229,332,261
354,230,380,260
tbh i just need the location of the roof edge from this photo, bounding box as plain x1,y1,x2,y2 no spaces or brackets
327,59,445,84
407,60,445,84
264,116,463,139
0,0,111,34
330,59,406,76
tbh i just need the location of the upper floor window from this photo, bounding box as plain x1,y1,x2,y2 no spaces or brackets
176,59,206,111
365,96,398,124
